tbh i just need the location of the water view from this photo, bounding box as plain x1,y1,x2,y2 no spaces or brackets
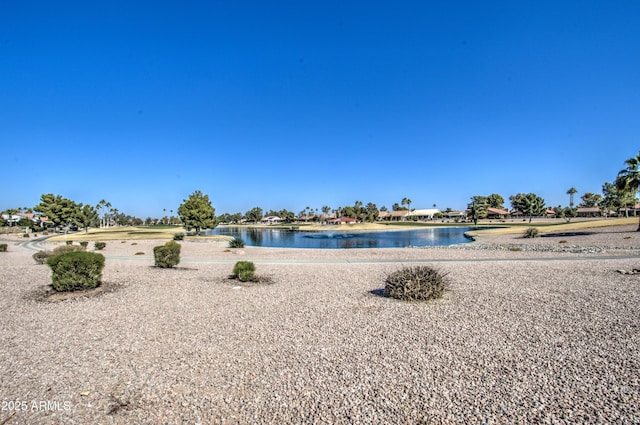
206,226,475,249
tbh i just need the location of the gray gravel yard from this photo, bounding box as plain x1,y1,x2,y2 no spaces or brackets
0,225,639,424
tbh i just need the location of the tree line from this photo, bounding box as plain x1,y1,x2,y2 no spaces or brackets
3,151,639,232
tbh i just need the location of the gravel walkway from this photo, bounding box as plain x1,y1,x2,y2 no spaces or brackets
0,225,639,424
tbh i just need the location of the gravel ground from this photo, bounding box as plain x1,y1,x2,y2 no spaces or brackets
0,225,639,424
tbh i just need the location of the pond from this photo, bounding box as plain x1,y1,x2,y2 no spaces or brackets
205,226,475,249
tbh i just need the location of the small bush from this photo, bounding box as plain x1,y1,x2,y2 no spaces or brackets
0,244,7,252
384,265,448,301
33,250,54,264
135,252,145,256
94,241,106,250
23,233,29,238
559,240,568,244
524,227,539,238
53,244,84,255
173,232,185,241
66,240,73,245
47,251,105,292
229,237,245,248
232,261,256,282
80,241,89,249
153,240,181,268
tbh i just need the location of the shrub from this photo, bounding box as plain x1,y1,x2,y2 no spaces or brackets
173,232,185,241
23,233,29,238
384,265,448,301
135,252,145,256
66,240,73,245
53,244,84,255
80,241,89,249
0,244,7,252
524,227,539,238
153,241,181,268
232,261,256,282
46,251,105,292
228,237,245,248
94,241,106,250
33,250,54,264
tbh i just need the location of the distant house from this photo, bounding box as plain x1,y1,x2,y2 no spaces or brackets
618,203,640,217
260,216,283,225
379,211,409,221
486,208,509,219
444,211,466,221
328,217,357,225
408,209,440,220
576,207,602,217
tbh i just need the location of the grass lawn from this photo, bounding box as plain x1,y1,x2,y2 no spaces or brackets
46,226,229,242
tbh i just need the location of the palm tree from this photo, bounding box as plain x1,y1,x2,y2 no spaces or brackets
566,187,577,208
615,151,640,231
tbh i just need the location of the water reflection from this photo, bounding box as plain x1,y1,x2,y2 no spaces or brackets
206,227,474,249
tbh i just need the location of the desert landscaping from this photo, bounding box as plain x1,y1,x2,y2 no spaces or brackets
0,221,639,424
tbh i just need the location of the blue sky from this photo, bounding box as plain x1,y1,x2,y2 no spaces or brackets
2,1,638,218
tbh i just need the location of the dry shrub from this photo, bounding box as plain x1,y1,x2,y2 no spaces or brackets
384,265,448,301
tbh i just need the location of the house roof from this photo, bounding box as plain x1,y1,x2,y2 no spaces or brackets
408,208,440,216
487,208,509,215
329,217,357,223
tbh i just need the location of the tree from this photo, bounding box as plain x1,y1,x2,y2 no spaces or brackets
566,187,578,208
277,209,295,223
555,205,577,223
401,197,412,212
177,190,216,235
603,181,635,216
75,203,99,233
95,199,112,228
486,194,505,209
467,196,489,225
510,193,546,223
615,151,640,230
245,206,263,224
579,192,602,208
321,205,331,221
364,202,379,222
35,194,79,229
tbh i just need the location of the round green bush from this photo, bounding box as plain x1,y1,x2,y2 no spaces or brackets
46,251,105,292
94,241,107,250
0,244,7,252
173,232,185,241
384,265,448,301
524,227,539,238
232,261,256,281
153,240,181,268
